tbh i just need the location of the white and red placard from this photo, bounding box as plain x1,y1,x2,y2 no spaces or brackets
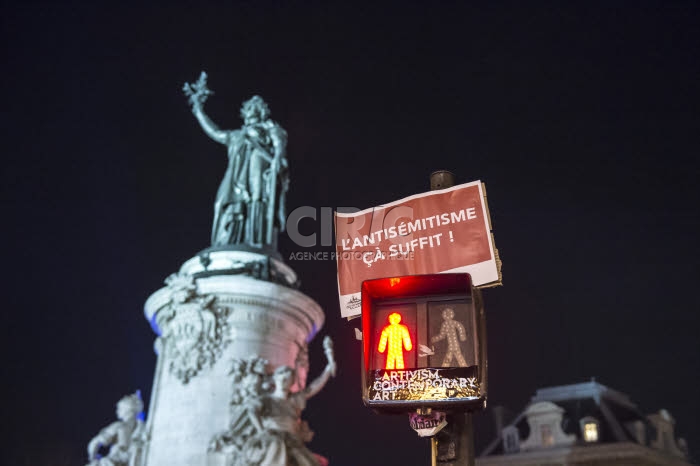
335,180,500,318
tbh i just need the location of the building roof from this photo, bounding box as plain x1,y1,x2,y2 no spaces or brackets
479,380,691,464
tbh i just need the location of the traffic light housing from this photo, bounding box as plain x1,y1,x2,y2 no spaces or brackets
361,273,487,413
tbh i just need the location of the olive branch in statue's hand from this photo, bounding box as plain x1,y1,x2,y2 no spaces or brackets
183,71,213,107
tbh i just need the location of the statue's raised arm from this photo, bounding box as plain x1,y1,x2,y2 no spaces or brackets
303,336,336,400
184,71,227,144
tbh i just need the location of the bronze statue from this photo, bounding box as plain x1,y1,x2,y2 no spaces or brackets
184,72,289,249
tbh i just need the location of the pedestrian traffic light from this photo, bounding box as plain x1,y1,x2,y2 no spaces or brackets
360,273,487,412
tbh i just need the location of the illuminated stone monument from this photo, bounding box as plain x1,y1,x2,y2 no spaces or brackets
86,72,333,466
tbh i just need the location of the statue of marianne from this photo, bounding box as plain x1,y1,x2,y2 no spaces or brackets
184,72,289,249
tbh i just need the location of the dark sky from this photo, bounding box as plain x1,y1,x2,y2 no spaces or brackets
2,2,699,465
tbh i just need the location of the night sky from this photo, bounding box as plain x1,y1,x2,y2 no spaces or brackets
2,2,699,465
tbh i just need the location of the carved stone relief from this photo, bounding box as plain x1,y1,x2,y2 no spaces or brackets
208,337,336,466
158,274,232,384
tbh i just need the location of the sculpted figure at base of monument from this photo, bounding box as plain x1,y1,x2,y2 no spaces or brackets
209,337,336,466
86,392,146,466
184,72,289,250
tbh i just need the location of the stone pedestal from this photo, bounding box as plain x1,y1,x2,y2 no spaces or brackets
141,249,324,466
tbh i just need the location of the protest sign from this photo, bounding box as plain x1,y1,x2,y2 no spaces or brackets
335,181,500,318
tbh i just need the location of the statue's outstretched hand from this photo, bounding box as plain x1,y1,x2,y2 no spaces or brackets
183,71,213,108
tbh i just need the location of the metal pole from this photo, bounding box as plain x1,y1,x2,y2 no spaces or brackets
429,170,456,191
463,413,475,466
429,170,475,466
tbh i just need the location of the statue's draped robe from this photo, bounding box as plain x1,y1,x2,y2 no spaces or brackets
212,129,247,244
211,122,288,246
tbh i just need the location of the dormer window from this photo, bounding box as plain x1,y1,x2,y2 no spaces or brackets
540,424,554,446
583,423,599,442
580,416,600,443
519,402,576,451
